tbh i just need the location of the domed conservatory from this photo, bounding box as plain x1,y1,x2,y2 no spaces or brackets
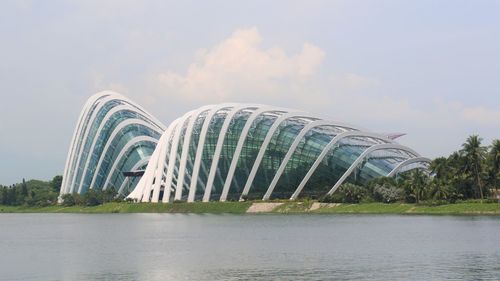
60,91,430,203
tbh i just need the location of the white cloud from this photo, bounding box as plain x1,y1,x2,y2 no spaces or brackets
156,27,325,103
461,106,500,125
150,27,418,124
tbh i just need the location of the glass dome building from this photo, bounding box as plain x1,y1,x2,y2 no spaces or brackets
61,92,430,202
60,91,165,197
127,103,431,203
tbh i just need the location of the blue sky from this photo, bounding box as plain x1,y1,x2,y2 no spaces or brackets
0,0,499,184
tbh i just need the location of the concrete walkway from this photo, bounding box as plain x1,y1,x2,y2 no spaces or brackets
246,202,283,213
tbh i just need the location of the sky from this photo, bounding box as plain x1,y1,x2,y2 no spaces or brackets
0,0,499,185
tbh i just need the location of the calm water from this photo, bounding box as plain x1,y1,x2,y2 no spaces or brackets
1,214,500,281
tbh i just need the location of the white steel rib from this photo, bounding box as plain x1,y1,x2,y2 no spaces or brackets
219,107,286,202
326,143,420,196
77,116,161,193
290,131,395,200
102,135,158,190
117,156,150,195
186,104,237,202
263,120,355,200
387,156,431,177
61,91,164,199
239,112,320,200
203,105,259,202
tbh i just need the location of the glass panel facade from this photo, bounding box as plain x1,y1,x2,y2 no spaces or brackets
226,112,281,200
210,109,255,200
195,108,231,200
270,126,344,199
248,118,310,199
63,94,164,196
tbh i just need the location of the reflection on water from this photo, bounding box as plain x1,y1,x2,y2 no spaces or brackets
1,214,499,281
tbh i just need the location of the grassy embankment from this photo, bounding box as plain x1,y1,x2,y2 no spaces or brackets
1,201,500,215
0,201,252,214
274,201,500,215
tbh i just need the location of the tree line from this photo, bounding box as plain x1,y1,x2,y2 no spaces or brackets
59,188,124,206
0,176,62,206
321,135,500,204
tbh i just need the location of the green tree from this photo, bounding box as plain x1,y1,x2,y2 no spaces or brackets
61,194,76,206
340,183,367,203
430,178,451,201
51,175,63,192
101,187,117,203
21,178,28,197
430,157,449,180
406,169,428,203
83,189,101,206
8,186,17,205
1,188,8,205
461,135,487,199
489,140,500,196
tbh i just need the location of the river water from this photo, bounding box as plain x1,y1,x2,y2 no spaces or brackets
0,214,499,281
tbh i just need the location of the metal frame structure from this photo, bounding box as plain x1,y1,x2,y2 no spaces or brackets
59,91,165,199
125,103,430,202
61,93,430,202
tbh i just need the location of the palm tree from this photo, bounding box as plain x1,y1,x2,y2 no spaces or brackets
461,135,487,199
489,139,500,196
430,178,450,200
407,169,428,203
430,157,448,179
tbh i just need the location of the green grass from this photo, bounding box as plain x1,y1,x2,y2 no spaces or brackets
287,202,500,215
1,201,499,215
408,203,500,215
273,200,314,213
310,203,415,214
0,202,252,214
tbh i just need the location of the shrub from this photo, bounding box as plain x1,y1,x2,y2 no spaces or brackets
61,194,76,206
373,184,404,203
320,183,367,204
83,190,101,206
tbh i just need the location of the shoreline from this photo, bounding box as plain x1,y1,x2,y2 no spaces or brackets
1,201,500,215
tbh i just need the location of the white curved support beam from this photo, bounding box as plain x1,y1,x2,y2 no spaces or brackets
326,143,420,196
290,131,395,200
203,105,259,202
77,113,162,193
127,136,162,201
239,112,320,200
61,92,108,195
387,156,431,177
76,104,134,192
102,135,158,189
150,120,180,202
66,93,119,193
160,120,183,203
69,94,139,193
164,111,196,201
263,120,349,200
175,106,213,198
128,118,179,202
89,119,162,191
64,91,165,194
219,107,286,201
117,156,150,195
187,104,237,202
